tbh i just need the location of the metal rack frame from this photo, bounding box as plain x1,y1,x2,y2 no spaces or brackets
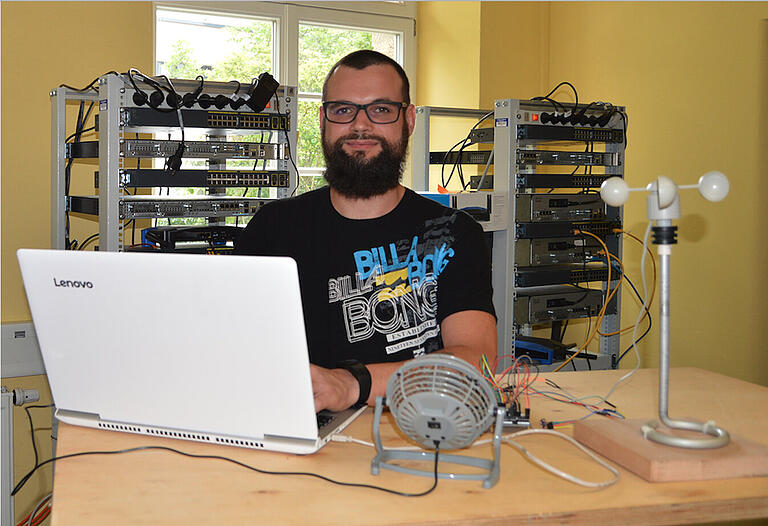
51,74,298,252
412,99,626,371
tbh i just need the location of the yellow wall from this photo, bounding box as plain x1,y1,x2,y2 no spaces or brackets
418,2,768,386
1,2,153,521
544,2,768,385
416,1,481,107
2,1,767,520
479,2,551,104
1,1,154,323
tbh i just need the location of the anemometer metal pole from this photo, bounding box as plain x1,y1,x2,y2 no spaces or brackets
641,227,730,449
601,174,731,449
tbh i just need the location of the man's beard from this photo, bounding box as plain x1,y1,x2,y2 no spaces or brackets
322,124,409,199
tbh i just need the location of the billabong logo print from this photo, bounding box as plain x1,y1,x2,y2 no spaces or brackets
328,214,459,358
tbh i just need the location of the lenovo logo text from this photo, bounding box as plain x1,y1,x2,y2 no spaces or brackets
53,278,94,289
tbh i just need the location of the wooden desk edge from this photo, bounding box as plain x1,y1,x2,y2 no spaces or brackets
385,496,768,526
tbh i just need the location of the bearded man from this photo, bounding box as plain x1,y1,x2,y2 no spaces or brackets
235,50,496,412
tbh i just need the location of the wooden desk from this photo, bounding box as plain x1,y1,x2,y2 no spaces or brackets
50,368,768,525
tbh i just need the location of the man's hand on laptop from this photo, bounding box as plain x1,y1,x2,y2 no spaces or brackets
310,364,359,412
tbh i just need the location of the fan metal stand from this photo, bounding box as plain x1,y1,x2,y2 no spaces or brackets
371,397,506,489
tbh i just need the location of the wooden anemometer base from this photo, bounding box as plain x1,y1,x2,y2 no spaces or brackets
573,418,768,482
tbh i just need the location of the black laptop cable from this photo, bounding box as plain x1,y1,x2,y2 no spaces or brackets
13,438,440,498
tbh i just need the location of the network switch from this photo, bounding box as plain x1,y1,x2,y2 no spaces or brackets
516,194,605,222
68,140,284,160
468,125,624,144
142,225,242,251
429,150,492,165
120,169,290,188
514,264,614,288
120,108,290,132
517,150,619,167
516,125,624,143
515,237,604,266
515,220,621,239
515,174,612,190
514,285,604,324
65,195,271,219
118,195,268,219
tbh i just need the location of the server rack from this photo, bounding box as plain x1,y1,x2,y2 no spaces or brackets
51,73,297,252
413,99,626,371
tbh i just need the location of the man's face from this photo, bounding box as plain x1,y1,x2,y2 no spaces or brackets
320,64,415,198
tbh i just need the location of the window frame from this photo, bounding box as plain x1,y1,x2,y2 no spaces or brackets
153,1,416,93
154,1,416,186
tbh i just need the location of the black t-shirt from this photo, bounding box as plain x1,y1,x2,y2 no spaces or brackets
234,186,495,368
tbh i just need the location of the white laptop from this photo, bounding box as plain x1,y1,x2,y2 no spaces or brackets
17,249,364,454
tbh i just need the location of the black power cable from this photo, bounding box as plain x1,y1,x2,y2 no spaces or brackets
58,71,119,93
65,100,95,250
13,439,440,498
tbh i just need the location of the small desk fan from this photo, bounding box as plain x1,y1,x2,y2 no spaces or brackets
371,354,505,488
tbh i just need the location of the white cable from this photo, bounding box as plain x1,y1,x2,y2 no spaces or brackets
333,428,619,489
330,434,420,451
569,221,652,407
501,430,620,488
474,149,494,192
26,492,52,526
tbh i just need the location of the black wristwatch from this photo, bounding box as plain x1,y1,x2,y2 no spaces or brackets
336,359,371,408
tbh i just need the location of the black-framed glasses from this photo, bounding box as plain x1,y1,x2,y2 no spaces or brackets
322,100,408,124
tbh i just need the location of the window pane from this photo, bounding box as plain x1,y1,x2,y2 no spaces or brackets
298,100,324,168
154,9,279,226
156,9,274,82
298,23,397,93
296,22,399,182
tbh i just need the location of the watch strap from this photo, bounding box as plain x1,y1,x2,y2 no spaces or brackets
336,359,371,408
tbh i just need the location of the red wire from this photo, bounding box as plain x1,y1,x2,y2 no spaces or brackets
15,501,51,526
31,505,51,526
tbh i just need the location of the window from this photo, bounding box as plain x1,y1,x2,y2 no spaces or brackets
156,9,275,80
155,2,415,198
297,23,401,193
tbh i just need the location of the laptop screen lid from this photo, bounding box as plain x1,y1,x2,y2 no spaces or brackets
17,249,328,450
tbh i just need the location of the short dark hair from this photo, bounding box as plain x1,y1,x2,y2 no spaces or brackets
322,50,410,104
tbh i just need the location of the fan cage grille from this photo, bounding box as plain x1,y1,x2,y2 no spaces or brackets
385,355,496,450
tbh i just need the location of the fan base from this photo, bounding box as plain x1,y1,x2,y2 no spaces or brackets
371,397,506,489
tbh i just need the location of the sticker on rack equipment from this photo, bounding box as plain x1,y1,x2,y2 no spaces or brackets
99,99,108,111
495,118,508,127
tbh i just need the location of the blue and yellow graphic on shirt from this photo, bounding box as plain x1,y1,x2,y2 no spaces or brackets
328,231,455,358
